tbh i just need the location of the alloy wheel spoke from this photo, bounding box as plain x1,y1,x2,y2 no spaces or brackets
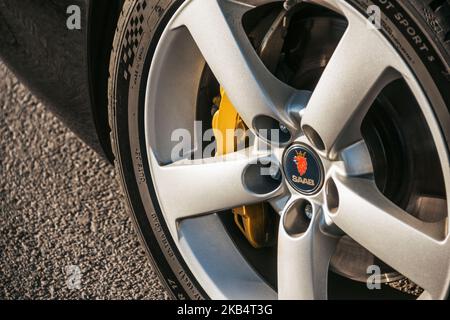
172,0,298,131
328,174,450,299
151,149,280,237
301,15,401,157
340,140,374,177
278,207,338,300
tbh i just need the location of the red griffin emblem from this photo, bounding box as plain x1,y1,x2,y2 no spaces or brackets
294,151,308,176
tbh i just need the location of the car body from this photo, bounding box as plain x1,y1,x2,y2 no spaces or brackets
0,0,122,159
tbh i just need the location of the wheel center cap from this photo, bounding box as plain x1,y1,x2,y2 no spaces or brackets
283,144,324,195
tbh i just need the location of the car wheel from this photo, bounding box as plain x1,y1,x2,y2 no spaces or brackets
108,0,450,299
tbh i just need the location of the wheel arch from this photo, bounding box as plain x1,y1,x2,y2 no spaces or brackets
87,0,125,161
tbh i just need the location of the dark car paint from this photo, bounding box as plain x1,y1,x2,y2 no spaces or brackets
0,0,123,159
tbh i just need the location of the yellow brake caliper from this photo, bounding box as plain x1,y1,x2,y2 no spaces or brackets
212,88,275,248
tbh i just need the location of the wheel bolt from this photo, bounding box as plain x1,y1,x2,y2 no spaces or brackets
270,168,282,181
283,200,312,236
304,203,313,220
279,123,289,134
253,116,291,144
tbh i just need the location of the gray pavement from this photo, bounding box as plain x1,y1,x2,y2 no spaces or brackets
0,63,168,299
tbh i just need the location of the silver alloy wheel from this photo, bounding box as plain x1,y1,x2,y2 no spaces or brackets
144,0,450,299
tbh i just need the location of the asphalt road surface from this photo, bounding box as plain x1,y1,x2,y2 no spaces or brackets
0,63,168,299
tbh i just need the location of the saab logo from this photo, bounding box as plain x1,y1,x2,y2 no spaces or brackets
292,175,315,186
284,144,324,195
292,151,315,186
294,151,308,176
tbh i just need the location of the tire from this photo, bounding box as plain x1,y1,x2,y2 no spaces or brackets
108,0,450,300
108,0,206,300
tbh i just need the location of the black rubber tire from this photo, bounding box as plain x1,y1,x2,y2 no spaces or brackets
108,0,450,300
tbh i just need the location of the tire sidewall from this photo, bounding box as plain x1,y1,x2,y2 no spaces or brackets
110,0,206,300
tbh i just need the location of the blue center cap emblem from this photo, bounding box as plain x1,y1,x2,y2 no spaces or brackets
283,144,324,195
